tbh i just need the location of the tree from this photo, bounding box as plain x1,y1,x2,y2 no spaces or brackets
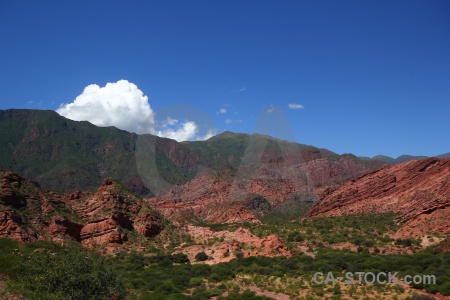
195,252,208,261
8,245,124,300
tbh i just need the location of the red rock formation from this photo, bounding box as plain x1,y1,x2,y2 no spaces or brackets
0,210,33,242
177,225,292,264
80,217,126,245
48,216,83,241
148,153,384,224
0,172,164,248
134,213,164,237
64,178,163,247
307,158,450,238
0,171,73,242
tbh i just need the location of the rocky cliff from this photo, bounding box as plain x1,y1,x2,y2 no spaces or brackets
0,171,164,249
307,157,450,237
147,152,384,224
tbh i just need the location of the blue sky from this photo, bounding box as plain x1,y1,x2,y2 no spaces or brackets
1,0,449,157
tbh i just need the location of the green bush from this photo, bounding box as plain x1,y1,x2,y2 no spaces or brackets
7,243,124,300
287,232,304,242
189,277,204,287
0,238,20,277
171,253,190,264
195,251,209,261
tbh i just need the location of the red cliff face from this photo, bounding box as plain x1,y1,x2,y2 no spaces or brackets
148,152,384,224
0,172,164,248
63,178,164,248
307,158,450,238
0,171,83,242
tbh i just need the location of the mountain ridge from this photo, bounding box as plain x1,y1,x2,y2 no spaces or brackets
0,109,385,205
359,152,450,164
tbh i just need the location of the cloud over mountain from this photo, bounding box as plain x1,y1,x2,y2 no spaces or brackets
57,80,154,134
56,80,215,141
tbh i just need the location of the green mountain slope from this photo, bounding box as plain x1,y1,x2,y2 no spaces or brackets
0,109,193,194
0,109,382,197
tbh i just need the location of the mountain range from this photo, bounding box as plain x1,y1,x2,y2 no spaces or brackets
1,108,450,299
2,109,449,227
0,109,384,201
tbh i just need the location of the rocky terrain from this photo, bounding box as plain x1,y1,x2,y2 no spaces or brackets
1,138,449,299
147,153,384,224
175,225,292,264
0,170,164,251
307,157,450,238
0,170,294,259
0,171,80,242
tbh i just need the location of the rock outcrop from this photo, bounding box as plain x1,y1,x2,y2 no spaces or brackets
176,225,292,264
0,171,164,249
149,152,385,224
307,158,450,238
0,210,32,242
63,178,164,247
0,171,82,242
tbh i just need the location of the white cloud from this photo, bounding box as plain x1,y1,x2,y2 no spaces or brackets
163,117,178,126
288,103,304,109
156,120,198,141
267,106,275,113
56,80,216,142
239,87,247,92
217,108,227,114
225,119,242,125
196,129,217,141
57,80,154,134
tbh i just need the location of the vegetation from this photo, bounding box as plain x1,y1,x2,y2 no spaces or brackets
195,252,209,261
0,238,124,300
201,211,410,252
0,110,335,195
1,235,449,299
1,110,447,299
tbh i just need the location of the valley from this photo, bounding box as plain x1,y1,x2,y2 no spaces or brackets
0,109,449,300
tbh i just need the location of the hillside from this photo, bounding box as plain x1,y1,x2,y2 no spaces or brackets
0,109,385,210
307,157,450,238
1,163,450,299
0,170,164,252
2,169,450,299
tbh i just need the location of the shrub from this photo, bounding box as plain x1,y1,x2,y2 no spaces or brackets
287,232,304,242
8,244,124,300
189,277,203,287
235,251,244,259
154,281,179,295
171,253,189,264
195,251,208,261
209,273,222,282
